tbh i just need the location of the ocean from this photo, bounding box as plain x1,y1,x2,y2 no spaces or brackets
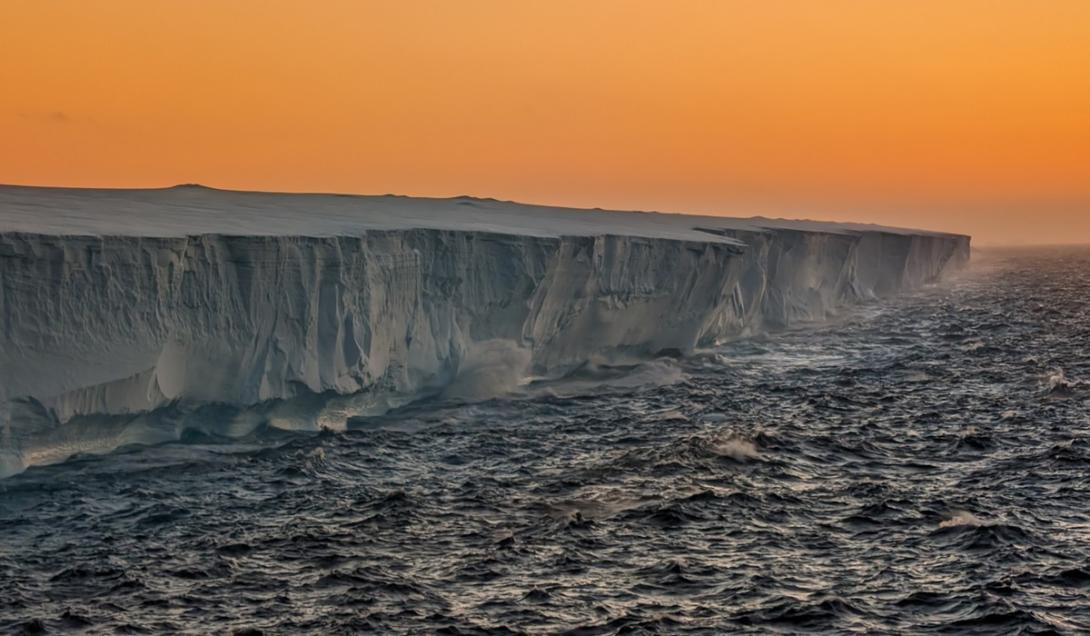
2,246,1088,634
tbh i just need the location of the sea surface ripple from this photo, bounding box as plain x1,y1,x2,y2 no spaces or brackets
2,247,1090,634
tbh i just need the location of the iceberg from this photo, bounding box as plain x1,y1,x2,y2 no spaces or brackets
0,185,970,475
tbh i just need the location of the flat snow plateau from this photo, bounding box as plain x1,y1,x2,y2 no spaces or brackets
0,184,952,242
0,185,970,476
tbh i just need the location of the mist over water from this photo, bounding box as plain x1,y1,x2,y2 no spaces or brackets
2,247,1089,634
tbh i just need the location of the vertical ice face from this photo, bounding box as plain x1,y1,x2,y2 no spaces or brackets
0,186,971,475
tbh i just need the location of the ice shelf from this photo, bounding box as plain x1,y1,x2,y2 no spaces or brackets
0,185,970,475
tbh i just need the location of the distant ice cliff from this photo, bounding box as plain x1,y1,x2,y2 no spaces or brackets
0,185,970,475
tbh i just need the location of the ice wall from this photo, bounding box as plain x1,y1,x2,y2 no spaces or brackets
0,187,970,475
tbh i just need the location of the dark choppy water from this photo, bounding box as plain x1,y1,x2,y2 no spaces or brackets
3,247,1090,634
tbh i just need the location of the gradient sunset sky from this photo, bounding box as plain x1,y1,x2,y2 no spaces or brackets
3,1,1089,245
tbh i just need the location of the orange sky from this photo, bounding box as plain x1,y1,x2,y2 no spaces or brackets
3,1,1089,245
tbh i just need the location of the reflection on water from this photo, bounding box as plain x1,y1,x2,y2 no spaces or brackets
2,247,1090,633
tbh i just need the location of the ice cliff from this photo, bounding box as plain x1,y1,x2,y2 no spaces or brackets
0,185,970,475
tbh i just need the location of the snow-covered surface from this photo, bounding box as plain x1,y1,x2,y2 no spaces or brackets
0,185,971,476
0,184,961,242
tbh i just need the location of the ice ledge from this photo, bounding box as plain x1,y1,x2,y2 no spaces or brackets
0,183,964,244
0,186,970,476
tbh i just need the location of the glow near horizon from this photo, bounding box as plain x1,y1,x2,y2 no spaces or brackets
2,1,1089,246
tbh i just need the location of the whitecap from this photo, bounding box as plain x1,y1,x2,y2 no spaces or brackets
939,510,989,528
712,437,762,461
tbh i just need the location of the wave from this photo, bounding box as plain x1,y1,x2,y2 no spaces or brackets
938,510,989,529
710,436,762,461
1044,368,1088,396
